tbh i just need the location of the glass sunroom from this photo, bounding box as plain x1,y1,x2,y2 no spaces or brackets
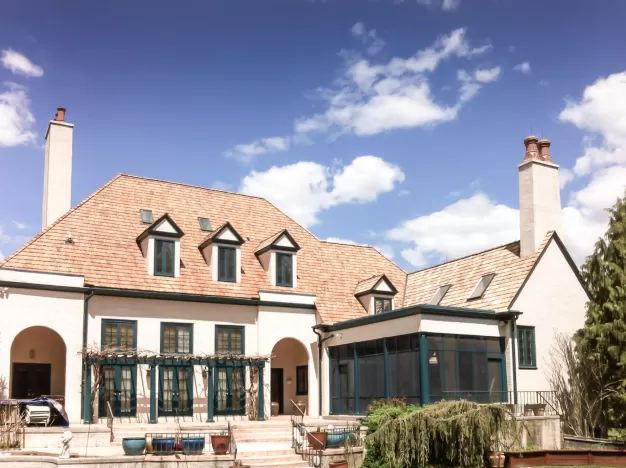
317,304,518,416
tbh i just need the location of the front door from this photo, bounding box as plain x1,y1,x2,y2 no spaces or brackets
271,368,284,414
214,367,245,415
99,365,136,417
11,363,51,399
159,366,193,416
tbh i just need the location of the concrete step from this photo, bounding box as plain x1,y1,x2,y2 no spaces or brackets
236,444,294,455
238,454,305,464
249,462,310,468
235,435,292,443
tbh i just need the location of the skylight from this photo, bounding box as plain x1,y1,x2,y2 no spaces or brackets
198,217,212,232
429,285,451,305
468,273,496,300
139,209,153,224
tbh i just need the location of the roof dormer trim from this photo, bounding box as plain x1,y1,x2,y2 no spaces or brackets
136,213,185,245
255,229,300,256
198,222,245,251
354,274,398,298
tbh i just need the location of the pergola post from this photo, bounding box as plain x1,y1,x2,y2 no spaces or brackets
207,365,214,423
149,364,157,424
83,361,92,424
258,363,265,421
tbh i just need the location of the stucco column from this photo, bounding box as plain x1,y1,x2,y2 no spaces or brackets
83,362,92,424
258,363,265,421
149,365,157,424
206,366,214,423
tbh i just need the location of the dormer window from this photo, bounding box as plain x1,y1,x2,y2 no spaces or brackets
255,230,300,288
468,273,495,300
354,274,398,315
198,222,244,283
136,213,184,278
155,239,175,277
374,297,392,314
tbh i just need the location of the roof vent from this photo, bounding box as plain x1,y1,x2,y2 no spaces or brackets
429,285,451,305
139,209,154,224
198,217,212,232
468,273,495,300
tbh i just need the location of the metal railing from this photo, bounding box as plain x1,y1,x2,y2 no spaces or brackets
438,391,560,416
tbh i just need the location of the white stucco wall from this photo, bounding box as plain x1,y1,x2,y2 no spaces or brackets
510,238,588,391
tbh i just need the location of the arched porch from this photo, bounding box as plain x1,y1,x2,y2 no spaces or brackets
270,338,309,416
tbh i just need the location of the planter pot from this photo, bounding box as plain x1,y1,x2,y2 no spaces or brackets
122,437,146,456
329,460,349,468
326,431,357,449
523,407,534,416
182,437,206,455
271,402,279,416
489,452,505,468
145,435,153,454
534,408,546,416
152,437,175,456
211,434,231,455
307,432,327,450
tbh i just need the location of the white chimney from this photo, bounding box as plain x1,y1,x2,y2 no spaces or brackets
518,136,561,257
42,107,73,230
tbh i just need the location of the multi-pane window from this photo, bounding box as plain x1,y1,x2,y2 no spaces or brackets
216,326,244,354
374,298,392,314
276,253,293,287
296,365,308,395
161,324,192,354
102,320,136,350
218,246,237,282
154,239,175,277
518,326,536,368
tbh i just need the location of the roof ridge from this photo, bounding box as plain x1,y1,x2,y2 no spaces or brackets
406,239,521,276
0,174,124,268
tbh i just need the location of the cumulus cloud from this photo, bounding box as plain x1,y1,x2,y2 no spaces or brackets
12,221,28,230
417,0,461,11
224,136,290,162
513,61,531,74
240,155,405,228
1,49,43,77
0,82,36,147
295,28,494,137
351,22,386,56
457,66,501,102
325,237,395,259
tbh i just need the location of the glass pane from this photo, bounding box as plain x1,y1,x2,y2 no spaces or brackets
488,360,503,402
178,368,189,412
121,367,132,413
155,241,163,273
231,369,243,411
216,369,228,411
165,242,174,274
163,326,176,353
104,368,115,410
104,324,116,348
217,329,229,354
163,368,173,412
120,324,134,350
178,327,190,354
230,329,242,354
458,351,474,392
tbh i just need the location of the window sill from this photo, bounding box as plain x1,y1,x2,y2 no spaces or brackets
519,366,538,370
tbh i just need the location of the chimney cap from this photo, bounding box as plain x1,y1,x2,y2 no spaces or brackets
54,107,66,122
524,135,539,144
538,138,551,145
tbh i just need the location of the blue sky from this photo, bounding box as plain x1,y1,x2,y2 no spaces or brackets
1,0,625,269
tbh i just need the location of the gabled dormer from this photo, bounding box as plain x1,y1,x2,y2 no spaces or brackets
198,222,244,283
136,212,184,278
255,230,300,288
354,274,398,314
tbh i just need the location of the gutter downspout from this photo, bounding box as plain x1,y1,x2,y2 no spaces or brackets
81,291,95,421
511,316,518,405
312,327,334,418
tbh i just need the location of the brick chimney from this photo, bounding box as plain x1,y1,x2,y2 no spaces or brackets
42,107,74,230
518,136,561,257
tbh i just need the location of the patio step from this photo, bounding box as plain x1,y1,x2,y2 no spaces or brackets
238,453,307,464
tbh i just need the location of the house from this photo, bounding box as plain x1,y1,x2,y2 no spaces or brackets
0,109,588,424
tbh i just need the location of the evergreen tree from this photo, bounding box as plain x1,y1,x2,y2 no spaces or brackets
577,190,626,434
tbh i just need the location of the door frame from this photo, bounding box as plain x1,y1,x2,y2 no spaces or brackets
214,366,246,416
159,365,194,417
271,368,284,414
99,365,137,417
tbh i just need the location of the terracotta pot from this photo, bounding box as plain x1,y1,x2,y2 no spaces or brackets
211,434,231,455
523,407,534,416
534,408,546,416
489,452,505,468
329,460,349,468
307,431,327,450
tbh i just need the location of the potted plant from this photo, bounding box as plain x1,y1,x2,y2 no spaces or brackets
488,452,505,468
152,435,176,456
307,427,327,450
182,435,206,455
328,431,357,468
211,432,231,455
122,437,146,456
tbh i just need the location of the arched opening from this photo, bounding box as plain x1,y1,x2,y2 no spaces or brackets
270,338,309,416
10,326,67,403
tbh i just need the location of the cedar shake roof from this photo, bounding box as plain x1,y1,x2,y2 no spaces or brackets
403,233,552,312
354,274,397,296
0,174,404,323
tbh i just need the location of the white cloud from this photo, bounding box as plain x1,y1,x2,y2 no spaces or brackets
211,180,232,191
387,193,519,268
399,189,410,196
457,66,501,102
417,0,460,11
1,49,43,78
325,237,394,259
295,28,494,137
240,155,405,228
0,251,4,261
514,61,531,74
539,80,550,87
224,136,290,162
12,221,28,230
0,82,36,147
351,22,386,56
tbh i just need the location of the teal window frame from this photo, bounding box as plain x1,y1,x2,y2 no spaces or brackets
160,323,193,354
374,297,393,314
101,319,137,351
296,365,308,395
217,246,237,283
276,253,293,287
518,326,537,369
215,325,245,354
154,239,175,277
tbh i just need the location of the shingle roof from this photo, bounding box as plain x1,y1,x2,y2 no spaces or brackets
0,174,405,324
403,233,552,312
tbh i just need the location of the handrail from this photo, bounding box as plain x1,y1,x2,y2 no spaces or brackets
536,391,561,416
290,399,306,417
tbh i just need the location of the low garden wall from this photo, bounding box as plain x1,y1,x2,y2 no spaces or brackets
0,454,233,467
20,426,111,450
563,435,626,450
516,415,561,450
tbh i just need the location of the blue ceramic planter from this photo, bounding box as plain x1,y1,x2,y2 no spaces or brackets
152,437,176,456
326,431,357,449
182,437,206,455
122,437,146,456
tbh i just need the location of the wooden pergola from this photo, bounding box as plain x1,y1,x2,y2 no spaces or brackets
81,348,268,424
